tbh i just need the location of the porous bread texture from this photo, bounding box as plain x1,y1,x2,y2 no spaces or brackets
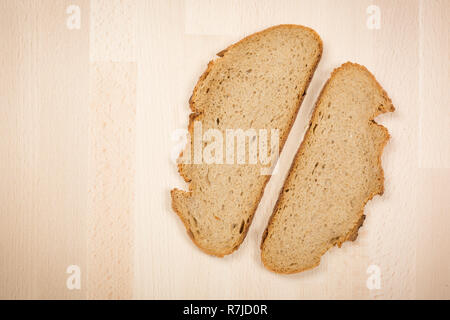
171,25,323,257
261,62,395,274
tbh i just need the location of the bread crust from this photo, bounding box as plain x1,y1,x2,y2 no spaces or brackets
260,62,395,274
171,24,323,257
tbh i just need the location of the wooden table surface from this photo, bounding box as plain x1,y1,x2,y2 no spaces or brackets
0,0,449,299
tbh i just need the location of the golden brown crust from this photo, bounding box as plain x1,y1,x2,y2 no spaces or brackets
260,62,395,274
171,24,323,257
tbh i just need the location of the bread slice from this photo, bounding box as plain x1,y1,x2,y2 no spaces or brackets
261,62,395,273
171,25,323,257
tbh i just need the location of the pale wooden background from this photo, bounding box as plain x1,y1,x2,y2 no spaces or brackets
0,0,449,299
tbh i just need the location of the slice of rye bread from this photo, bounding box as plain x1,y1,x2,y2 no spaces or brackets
171,25,323,257
261,62,395,273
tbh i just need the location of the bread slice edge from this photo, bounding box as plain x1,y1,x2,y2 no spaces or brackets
171,24,323,257
260,62,395,273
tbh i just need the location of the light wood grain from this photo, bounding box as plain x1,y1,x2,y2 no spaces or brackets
87,62,136,299
87,0,137,300
0,0,449,299
418,0,450,168
0,0,90,299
